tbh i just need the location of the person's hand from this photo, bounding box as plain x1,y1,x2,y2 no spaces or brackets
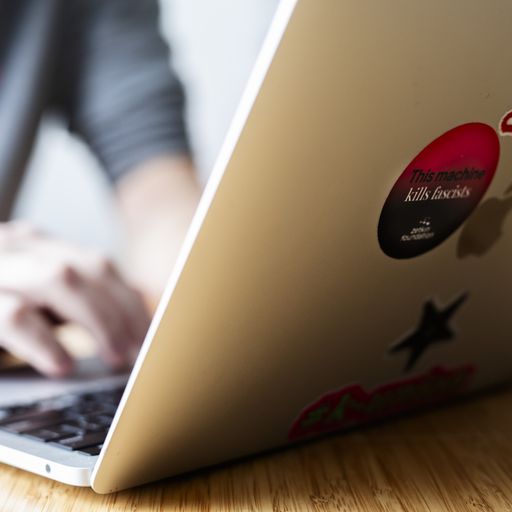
0,222,151,377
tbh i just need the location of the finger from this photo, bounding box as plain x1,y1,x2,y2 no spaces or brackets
63,256,150,357
96,266,151,351
36,266,133,368
114,285,151,354
0,294,73,377
0,221,42,248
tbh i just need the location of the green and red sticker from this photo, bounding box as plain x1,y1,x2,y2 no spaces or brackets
378,123,500,258
288,365,475,441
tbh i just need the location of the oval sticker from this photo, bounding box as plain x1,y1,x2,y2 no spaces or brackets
378,123,500,259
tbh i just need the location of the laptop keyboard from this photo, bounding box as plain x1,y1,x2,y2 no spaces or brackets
0,386,124,456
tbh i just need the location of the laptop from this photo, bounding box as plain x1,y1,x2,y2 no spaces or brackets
1,0,512,493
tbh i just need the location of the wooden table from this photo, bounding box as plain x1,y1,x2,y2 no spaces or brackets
1,385,512,511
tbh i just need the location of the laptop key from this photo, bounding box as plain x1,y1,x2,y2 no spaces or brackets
86,414,114,427
78,444,103,456
24,422,89,441
71,419,105,431
50,430,109,451
0,410,69,432
23,429,67,442
0,404,36,421
66,405,116,419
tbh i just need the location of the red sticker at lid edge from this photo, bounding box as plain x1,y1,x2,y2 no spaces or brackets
500,110,512,136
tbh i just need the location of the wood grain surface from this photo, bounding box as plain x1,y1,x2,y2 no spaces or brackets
1,385,512,511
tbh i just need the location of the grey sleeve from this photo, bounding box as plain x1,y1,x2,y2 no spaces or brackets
62,0,190,182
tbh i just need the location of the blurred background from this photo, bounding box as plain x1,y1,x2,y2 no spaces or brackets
13,0,279,254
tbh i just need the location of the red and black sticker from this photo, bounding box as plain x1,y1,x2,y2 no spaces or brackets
378,123,500,259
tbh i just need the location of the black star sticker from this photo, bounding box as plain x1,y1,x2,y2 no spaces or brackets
389,292,469,373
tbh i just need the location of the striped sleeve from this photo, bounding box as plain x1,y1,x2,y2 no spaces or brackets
62,0,190,181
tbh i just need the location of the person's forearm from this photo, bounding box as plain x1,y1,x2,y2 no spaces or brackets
116,155,202,307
